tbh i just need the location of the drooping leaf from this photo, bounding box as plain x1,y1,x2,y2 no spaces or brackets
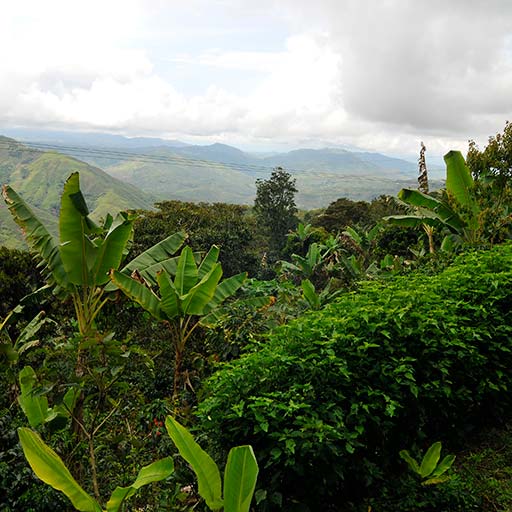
399,450,420,475
18,366,49,428
18,428,101,512
59,173,98,286
106,457,174,512
2,185,69,291
419,441,442,478
384,214,441,229
175,246,199,295
165,416,223,510
110,270,162,320
223,445,259,512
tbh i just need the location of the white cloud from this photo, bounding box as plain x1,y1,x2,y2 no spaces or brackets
1,0,512,156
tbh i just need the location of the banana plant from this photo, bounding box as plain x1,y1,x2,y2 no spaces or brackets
0,305,53,365
110,245,246,399
2,173,186,337
17,427,174,511
384,151,481,248
400,441,456,486
17,365,80,428
165,416,258,512
301,279,342,310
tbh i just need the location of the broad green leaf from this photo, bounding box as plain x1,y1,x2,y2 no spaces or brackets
175,246,198,295
2,185,68,290
115,232,186,285
106,457,174,512
165,416,223,510
399,450,420,475
18,428,101,512
157,271,180,320
181,264,223,316
422,475,451,485
110,270,162,320
342,226,362,245
202,272,247,314
430,454,456,478
444,150,474,208
419,442,442,478
301,279,320,309
18,366,49,427
59,173,98,286
91,212,134,285
223,446,259,512
444,150,479,230
197,246,220,279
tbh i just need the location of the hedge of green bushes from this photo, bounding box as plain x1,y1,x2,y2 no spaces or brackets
197,244,512,511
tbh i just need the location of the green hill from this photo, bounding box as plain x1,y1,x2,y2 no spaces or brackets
0,136,154,248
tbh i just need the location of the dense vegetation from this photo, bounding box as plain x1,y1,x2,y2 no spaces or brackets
2,123,512,511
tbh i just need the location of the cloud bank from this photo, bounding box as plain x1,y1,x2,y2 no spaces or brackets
1,0,512,156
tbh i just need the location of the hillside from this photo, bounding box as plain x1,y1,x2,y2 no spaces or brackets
0,137,154,248
1,131,435,209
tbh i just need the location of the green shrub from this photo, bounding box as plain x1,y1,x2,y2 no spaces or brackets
197,244,512,511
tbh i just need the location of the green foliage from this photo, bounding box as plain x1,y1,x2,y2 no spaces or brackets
131,200,260,276
254,167,298,258
166,416,258,512
17,427,174,511
111,245,246,399
0,247,43,317
197,244,512,510
400,441,455,485
312,195,402,233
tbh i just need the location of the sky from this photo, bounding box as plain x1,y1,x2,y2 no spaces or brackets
1,0,512,158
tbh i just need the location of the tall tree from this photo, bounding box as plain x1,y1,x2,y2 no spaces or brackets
254,167,298,258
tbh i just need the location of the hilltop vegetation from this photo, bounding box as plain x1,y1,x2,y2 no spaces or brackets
1,124,512,511
0,137,154,248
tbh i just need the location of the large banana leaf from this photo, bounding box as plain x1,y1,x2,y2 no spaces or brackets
444,150,479,231
110,270,162,320
2,185,69,290
165,416,223,511
18,366,49,428
18,428,102,512
223,446,259,512
59,173,99,286
396,189,466,232
175,246,199,295
106,457,174,511
117,232,186,284
197,245,220,279
91,212,134,286
202,272,247,314
157,271,180,319
181,264,223,316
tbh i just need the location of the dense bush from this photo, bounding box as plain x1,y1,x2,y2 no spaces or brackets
197,243,512,511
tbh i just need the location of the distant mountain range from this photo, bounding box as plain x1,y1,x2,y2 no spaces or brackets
0,129,443,246
1,128,436,207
